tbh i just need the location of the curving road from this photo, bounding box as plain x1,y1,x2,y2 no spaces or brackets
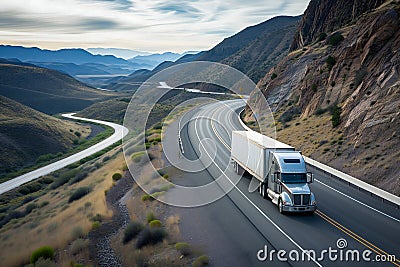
167,100,400,267
0,113,128,195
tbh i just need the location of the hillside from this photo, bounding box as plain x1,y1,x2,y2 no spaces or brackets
105,16,300,91
0,95,87,174
246,0,400,195
198,16,300,63
221,16,301,82
0,60,117,114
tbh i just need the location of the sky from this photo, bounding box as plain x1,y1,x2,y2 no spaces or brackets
0,0,310,53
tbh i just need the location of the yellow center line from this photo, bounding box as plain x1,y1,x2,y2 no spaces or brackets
208,104,398,267
315,210,399,266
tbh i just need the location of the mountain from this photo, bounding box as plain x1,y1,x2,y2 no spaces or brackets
197,16,301,63
0,95,85,174
290,0,386,50
87,48,151,59
106,16,300,91
0,45,130,65
246,0,399,195
221,16,301,82
0,45,145,84
128,51,198,70
0,59,117,114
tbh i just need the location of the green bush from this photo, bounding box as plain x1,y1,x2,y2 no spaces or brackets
36,153,57,164
146,212,156,223
331,105,342,128
112,173,123,181
175,242,191,256
69,187,91,203
149,220,162,228
51,169,80,189
311,84,317,92
90,213,102,222
326,56,336,71
271,73,277,80
153,122,163,130
25,203,37,214
136,227,166,248
92,221,101,230
123,221,144,244
193,255,210,267
327,33,344,46
141,194,151,201
314,107,327,116
30,246,54,264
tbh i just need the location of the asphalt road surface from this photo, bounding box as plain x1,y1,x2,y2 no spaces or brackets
164,100,400,267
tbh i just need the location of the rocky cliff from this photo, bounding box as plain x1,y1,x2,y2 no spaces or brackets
247,0,400,195
290,0,386,50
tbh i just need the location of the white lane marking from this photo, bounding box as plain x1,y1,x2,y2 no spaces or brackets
192,105,323,267
315,179,400,223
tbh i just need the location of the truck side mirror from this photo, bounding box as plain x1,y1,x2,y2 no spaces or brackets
307,172,314,183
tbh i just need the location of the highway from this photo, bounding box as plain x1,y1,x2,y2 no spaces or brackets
166,100,400,267
0,113,128,195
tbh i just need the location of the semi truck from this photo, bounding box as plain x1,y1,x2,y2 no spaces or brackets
231,131,317,214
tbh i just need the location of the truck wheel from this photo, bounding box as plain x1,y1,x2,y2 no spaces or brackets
262,184,266,199
278,199,284,214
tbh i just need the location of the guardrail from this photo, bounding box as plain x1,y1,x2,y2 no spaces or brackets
238,109,400,209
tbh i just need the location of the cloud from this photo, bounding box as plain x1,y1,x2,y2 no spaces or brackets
0,0,311,52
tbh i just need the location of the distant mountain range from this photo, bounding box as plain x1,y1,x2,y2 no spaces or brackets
107,16,301,91
128,51,199,69
0,59,117,114
0,45,200,87
87,48,151,59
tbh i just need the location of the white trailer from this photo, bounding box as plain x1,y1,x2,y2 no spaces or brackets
231,131,317,214
231,131,295,179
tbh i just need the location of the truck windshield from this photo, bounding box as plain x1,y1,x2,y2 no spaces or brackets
281,173,307,183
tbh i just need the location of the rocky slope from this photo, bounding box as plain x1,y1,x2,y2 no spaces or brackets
290,0,386,50
247,0,400,195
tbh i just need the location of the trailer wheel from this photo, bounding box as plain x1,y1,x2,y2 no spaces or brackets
259,183,267,199
278,199,284,214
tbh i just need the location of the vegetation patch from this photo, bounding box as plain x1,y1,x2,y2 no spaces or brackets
30,246,54,264
331,105,342,128
112,173,123,181
175,242,191,256
135,227,166,249
327,33,344,46
123,221,144,244
193,255,210,267
68,187,92,203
